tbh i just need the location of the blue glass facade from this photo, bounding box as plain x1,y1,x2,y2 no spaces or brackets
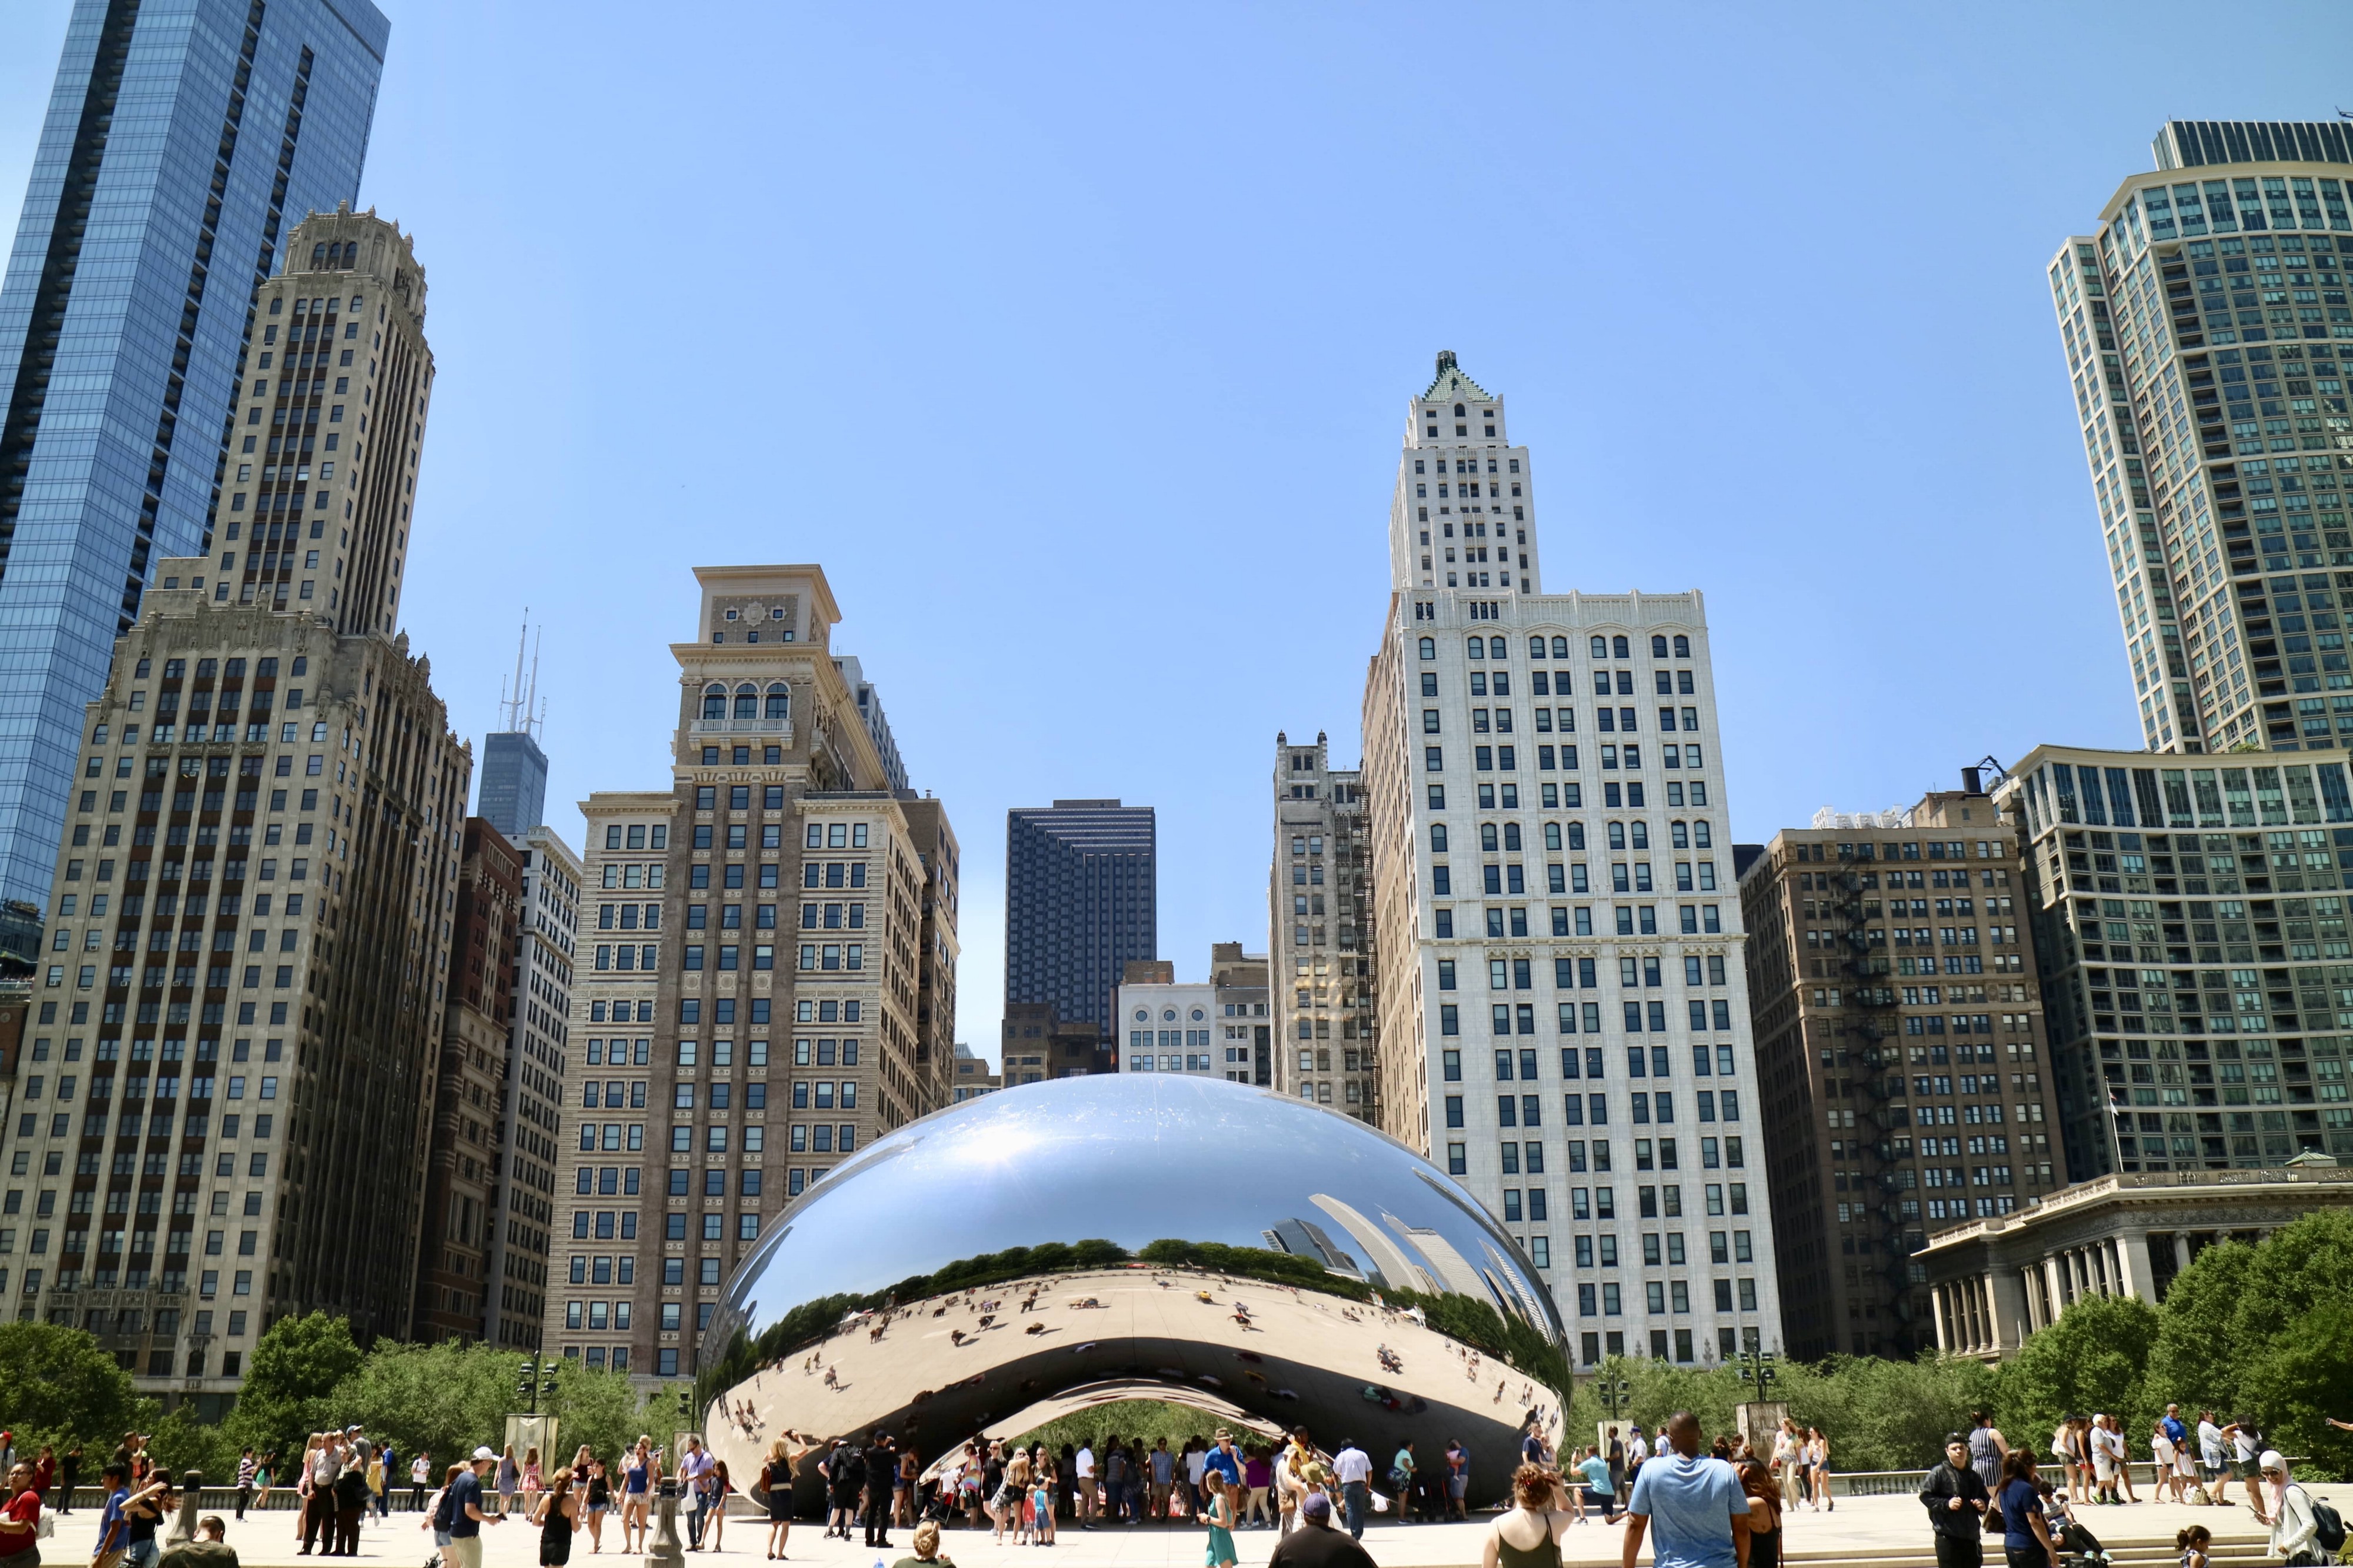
478,730,549,839
0,0,389,913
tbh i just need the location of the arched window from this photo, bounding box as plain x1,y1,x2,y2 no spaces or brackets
1466,638,1485,661
1453,403,1465,417
1612,635,1630,659
1651,635,1668,658
1671,821,1690,849
1589,636,1608,659
732,682,758,719
311,243,326,268
1418,637,1436,660
701,684,726,719
1674,635,1690,658
1568,823,1586,850
1694,820,1713,848
1528,636,1546,659
765,683,790,720
1551,636,1569,658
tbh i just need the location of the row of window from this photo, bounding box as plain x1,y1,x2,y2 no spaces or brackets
1425,777,1706,815
1427,707,1705,736
1570,1278,1760,1315
1436,820,1714,853
1432,905,1728,940
1436,861,1722,896
589,942,871,972
1424,743,1704,775
1452,1091,1745,1132
1425,634,1694,662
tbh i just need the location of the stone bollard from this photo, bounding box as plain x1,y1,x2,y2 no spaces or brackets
646,1479,685,1568
164,1470,205,1547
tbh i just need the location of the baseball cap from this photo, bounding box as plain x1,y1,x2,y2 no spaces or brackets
473,1447,496,1462
1301,1493,1332,1523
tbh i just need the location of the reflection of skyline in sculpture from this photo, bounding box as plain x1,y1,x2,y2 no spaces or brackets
1309,1194,1435,1295
694,1076,1567,1510
1262,1217,1366,1283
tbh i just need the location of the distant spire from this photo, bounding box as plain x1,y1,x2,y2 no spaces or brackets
1436,349,1457,375
499,610,544,739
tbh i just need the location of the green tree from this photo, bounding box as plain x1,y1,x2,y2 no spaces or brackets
1992,1291,2157,1447
0,1321,142,1446
2142,1235,2257,1417
226,1310,365,1454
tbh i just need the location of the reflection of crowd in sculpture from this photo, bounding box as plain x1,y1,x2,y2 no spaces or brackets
712,1269,1565,1531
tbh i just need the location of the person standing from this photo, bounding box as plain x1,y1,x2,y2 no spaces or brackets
448,1449,505,1568
1445,1441,1470,1523
2195,1412,2229,1507
233,1451,256,1522
60,1445,84,1516
2258,1452,2326,1567
2,1460,44,1568
532,1466,579,1568
2149,1420,2181,1505
1330,1440,1371,1542
1389,1441,1418,1525
412,1453,434,1514
1202,1473,1239,1568
1073,1442,1096,1532
333,1440,374,1556
676,1437,714,1552
1618,1412,1748,1568
1966,1414,2006,1497
1995,1451,2057,1568
1735,1460,1781,1568
1806,1429,1832,1513
1624,1426,1651,1499
862,1433,896,1550
1920,1434,1990,1568
378,1442,398,1520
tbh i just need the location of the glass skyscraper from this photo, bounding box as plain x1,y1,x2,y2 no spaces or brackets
2051,121,2353,753
1004,800,1156,1035
0,0,390,921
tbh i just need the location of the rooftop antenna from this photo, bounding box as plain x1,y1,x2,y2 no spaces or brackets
504,610,530,731
524,623,544,740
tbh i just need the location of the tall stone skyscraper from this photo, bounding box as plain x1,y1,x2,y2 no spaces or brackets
0,0,390,917
2052,121,2353,754
1271,732,1377,1118
1,209,459,1407
1362,354,1782,1368
544,565,959,1380
1003,800,1155,1036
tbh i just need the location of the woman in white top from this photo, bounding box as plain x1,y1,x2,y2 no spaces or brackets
2107,1416,2138,1503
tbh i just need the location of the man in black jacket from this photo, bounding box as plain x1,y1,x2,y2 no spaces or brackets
862,1433,896,1549
1919,1433,1989,1568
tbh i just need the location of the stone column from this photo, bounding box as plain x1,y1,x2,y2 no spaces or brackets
2172,1232,2193,1276
2116,1228,2155,1301
1932,1284,1952,1352
164,1471,204,1548
648,1479,685,1568
1988,1268,2029,1353
2042,1255,2067,1319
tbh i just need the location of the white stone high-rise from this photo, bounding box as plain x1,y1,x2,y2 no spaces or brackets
1362,353,1783,1368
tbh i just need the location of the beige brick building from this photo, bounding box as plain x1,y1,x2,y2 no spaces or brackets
546,565,958,1382
1271,732,1376,1116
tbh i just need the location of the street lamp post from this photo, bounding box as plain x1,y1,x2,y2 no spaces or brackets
516,1357,559,1416
1732,1347,1778,1399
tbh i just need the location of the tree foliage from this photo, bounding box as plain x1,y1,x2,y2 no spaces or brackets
0,1322,143,1447
1992,1291,2159,1449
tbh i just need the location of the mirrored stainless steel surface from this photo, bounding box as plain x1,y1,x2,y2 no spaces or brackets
696,1075,1567,1507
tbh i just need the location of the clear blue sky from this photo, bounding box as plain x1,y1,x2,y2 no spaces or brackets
4,2,2349,1058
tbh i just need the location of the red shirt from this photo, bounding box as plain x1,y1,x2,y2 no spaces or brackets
0,1487,41,1550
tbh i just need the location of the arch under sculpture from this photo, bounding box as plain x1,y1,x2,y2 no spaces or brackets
695,1075,1569,1512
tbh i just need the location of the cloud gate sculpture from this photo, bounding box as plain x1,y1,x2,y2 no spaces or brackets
695,1075,1569,1510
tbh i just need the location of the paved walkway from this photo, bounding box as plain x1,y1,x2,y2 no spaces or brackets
31,1483,2349,1568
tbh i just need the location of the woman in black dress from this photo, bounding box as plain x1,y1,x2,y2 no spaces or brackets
534,1465,579,1568
582,1459,611,1554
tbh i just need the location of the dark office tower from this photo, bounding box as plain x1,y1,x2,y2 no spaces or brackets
1004,800,1156,1036
479,733,548,839
0,0,390,922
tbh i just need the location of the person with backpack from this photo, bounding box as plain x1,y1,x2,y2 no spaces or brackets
2258,1451,2341,1566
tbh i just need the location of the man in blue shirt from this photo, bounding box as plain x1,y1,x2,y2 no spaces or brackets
446,1447,503,1568
1202,1432,1243,1491
1621,1412,1749,1568
92,1462,134,1568
2162,1404,2188,1450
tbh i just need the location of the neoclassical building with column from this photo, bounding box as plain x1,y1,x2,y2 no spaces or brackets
1918,1159,2353,1357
